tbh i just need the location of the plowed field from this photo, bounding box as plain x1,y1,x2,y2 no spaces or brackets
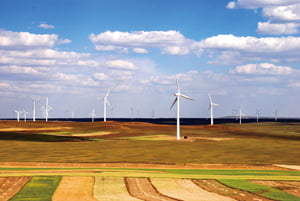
0,177,31,201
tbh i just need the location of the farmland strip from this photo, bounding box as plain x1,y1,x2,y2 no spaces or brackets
193,179,272,201
0,177,30,201
52,176,97,201
10,176,61,201
152,178,234,201
252,180,300,198
125,177,179,201
94,176,141,201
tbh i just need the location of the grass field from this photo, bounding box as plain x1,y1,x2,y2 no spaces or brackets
0,120,299,164
0,120,299,200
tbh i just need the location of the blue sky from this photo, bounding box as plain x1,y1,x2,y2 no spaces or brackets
1,0,300,119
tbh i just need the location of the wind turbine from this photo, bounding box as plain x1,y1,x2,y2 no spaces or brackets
274,109,278,121
41,97,52,122
32,97,39,122
239,107,244,125
170,76,195,140
208,94,219,125
97,90,110,122
14,110,22,122
22,110,29,122
88,109,96,122
256,109,261,122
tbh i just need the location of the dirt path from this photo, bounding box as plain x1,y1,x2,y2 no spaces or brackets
0,177,31,201
252,180,300,198
274,164,300,171
125,177,179,201
193,179,273,201
94,177,141,201
52,176,97,201
151,178,235,201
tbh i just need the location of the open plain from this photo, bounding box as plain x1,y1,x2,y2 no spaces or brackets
0,120,300,200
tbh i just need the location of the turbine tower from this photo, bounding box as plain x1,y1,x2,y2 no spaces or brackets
256,109,261,122
274,109,278,121
88,109,96,122
23,110,29,122
14,110,22,122
208,94,219,125
239,107,244,125
170,76,195,140
97,90,110,122
32,97,39,122
41,97,52,122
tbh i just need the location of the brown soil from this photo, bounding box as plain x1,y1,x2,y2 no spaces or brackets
0,162,288,170
252,180,300,197
52,176,97,201
0,176,31,201
125,177,180,201
193,179,273,201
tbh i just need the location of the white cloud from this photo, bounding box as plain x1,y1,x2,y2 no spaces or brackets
133,48,148,53
226,0,299,9
257,21,300,35
227,1,300,35
38,23,55,29
89,30,191,55
105,60,138,70
230,63,293,75
196,34,300,64
263,3,300,22
0,30,58,49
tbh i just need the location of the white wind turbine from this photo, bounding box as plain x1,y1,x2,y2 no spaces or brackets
274,109,278,121
239,107,244,125
32,97,39,122
97,90,110,122
14,110,22,122
88,109,96,122
256,109,261,122
170,76,195,140
208,94,219,125
41,97,52,122
22,110,29,122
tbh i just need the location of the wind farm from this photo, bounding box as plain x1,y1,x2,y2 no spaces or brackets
1,0,300,200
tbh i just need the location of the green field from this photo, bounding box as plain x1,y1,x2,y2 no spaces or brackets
10,176,61,201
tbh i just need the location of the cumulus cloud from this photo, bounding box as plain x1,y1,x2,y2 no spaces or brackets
89,30,191,55
105,60,138,70
38,23,55,29
227,0,300,35
226,0,299,9
230,63,293,75
195,34,300,64
133,48,148,53
0,29,58,49
263,3,300,22
257,21,300,35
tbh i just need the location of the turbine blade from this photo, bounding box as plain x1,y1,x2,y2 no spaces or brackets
208,104,211,110
213,103,220,106
97,97,104,100
106,99,111,107
180,94,195,101
170,97,178,110
105,90,110,98
176,76,180,92
208,94,212,103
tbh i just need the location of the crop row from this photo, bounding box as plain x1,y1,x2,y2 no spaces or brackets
1,176,300,201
